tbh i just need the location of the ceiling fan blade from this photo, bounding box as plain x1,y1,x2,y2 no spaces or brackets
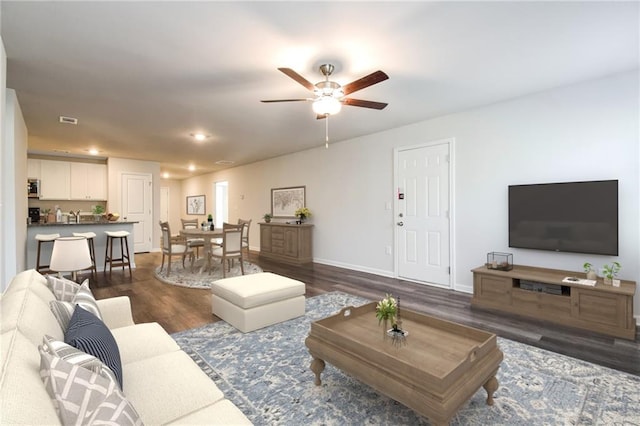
278,68,315,92
260,99,310,103
343,98,388,110
342,70,389,95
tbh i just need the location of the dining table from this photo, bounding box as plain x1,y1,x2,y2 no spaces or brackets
180,228,223,274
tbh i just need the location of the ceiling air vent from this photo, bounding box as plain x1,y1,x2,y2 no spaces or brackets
215,160,235,165
59,116,78,125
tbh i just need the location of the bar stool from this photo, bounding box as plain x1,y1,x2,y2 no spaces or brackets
35,233,60,274
104,230,132,277
72,232,97,277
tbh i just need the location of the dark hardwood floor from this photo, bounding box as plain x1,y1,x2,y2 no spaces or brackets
89,251,639,375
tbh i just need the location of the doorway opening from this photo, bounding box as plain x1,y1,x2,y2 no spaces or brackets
215,181,228,225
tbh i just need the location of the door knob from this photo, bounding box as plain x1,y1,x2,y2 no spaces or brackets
397,221,404,226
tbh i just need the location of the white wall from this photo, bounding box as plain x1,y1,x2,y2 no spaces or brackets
4,90,28,276
0,30,7,288
182,71,639,318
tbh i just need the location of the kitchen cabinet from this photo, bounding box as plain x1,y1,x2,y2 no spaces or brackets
70,163,107,200
27,159,41,179
39,160,70,200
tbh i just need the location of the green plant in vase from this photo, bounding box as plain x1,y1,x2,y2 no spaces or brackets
602,262,621,286
263,213,272,223
92,205,105,222
583,262,597,280
375,293,397,339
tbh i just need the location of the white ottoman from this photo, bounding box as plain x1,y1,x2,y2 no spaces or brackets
211,272,306,332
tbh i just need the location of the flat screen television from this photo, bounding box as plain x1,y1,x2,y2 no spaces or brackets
508,180,618,256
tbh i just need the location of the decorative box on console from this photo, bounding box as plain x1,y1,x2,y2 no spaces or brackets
486,252,513,271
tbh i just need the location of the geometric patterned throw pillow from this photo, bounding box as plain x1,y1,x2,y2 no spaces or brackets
41,335,120,388
65,305,123,389
38,347,143,426
49,280,102,331
46,275,83,302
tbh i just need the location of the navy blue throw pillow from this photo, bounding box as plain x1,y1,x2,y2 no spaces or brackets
64,305,123,389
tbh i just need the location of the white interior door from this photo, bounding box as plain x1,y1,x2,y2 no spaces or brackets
396,142,451,287
122,173,152,253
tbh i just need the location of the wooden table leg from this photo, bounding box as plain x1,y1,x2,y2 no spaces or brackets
310,357,325,386
483,375,499,406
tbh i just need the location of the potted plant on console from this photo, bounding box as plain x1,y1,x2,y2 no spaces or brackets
602,262,621,287
263,213,272,223
583,262,597,280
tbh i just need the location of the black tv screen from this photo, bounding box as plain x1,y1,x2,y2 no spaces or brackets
508,180,618,256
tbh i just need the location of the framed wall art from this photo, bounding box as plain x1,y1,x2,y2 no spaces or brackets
271,186,305,218
186,195,206,215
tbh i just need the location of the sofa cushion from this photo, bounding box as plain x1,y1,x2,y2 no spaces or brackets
166,399,252,425
39,347,143,425
0,331,61,425
46,275,82,302
123,350,225,424
2,269,48,296
65,306,123,389
42,335,119,386
111,323,180,365
1,288,64,344
50,280,102,330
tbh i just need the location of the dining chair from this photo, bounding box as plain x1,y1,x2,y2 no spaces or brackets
209,223,244,278
181,218,204,258
237,218,252,260
159,221,194,276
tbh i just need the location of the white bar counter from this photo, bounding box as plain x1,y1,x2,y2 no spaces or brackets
27,221,137,273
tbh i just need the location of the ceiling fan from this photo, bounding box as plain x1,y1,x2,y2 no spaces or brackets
261,64,389,118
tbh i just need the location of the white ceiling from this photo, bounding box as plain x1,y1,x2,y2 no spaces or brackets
2,1,638,179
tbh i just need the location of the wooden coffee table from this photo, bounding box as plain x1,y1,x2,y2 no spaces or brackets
305,302,503,426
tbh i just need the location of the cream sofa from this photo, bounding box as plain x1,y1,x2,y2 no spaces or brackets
0,269,252,425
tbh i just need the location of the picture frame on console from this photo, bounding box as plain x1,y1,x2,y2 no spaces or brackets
186,195,206,215
271,186,305,218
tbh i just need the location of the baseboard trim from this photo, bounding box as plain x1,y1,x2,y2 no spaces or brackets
312,257,395,278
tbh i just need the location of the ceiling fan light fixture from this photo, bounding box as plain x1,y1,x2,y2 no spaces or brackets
312,96,342,115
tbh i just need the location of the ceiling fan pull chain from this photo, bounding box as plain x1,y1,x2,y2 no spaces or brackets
325,116,329,149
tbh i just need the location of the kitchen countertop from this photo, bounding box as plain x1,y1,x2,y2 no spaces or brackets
28,221,138,227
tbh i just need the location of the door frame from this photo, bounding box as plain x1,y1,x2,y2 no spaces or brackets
393,137,456,289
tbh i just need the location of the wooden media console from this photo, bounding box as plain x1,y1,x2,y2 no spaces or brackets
471,264,636,340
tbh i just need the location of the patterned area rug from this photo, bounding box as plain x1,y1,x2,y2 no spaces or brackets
172,292,640,425
154,258,263,289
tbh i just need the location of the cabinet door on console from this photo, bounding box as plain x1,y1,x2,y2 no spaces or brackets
260,225,272,253
474,275,512,306
571,288,629,329
283,228,299,258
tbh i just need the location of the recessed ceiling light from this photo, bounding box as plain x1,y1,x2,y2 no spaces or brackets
88,149,100,155
162,172,170,179
190,133,209,141
188,164,196,171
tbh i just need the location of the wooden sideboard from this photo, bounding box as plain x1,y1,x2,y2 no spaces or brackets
259,223,313,264
471,264,636,340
